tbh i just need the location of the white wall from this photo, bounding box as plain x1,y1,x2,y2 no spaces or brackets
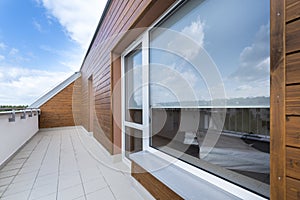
0,110,39,166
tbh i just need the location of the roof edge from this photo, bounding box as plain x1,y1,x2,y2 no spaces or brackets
80,0,113,71
29,72,81,108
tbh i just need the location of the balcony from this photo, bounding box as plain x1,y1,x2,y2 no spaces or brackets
0,121,152,200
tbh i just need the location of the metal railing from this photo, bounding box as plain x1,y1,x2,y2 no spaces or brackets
0,108,40,122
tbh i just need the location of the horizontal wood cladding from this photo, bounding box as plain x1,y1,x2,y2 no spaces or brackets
39,82,75,128
286,116,300,148
132,161,183,200
286,147,300,180
286,1,300,22
80,0,176,155
286,177,300,200
286,85,300,115
286,19,300,53
286,52,300,84
285,0,300,197
286,0,299,7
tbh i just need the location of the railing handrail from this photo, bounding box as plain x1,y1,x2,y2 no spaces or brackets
0,108,40,116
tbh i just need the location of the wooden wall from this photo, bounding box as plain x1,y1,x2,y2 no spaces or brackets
271,0,300,199
285,0,300,199
80,0,176,154
72,77,83,126
78,0,300,199
39,82,76,128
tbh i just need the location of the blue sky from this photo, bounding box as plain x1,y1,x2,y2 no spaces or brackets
0,0,106,105
149,0,270,105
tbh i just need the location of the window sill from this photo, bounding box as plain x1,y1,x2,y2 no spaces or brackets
130,151,240,200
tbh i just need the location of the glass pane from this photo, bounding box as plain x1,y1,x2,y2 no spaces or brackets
149,0,270,198
125,46,143,124
125,126,143,159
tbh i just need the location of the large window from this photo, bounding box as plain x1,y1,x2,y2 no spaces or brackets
149,0,270,198
122,0,270,198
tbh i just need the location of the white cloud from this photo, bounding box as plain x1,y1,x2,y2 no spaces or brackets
40,44,85,71
230,23,270,82
7,48,31,63
0,55,4,61
36,0,107,50
33,19,43,32
9,48,19,56
181,17,205,47
162,17,206,63
0,66,71,105
0,43,6,50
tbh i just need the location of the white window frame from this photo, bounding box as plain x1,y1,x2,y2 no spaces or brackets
121,0,268,199
121,35,147,167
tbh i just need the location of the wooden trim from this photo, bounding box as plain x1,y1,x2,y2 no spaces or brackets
270,0,286,199
131,161,183,200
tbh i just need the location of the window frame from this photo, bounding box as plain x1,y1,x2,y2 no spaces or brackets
121,0,269,199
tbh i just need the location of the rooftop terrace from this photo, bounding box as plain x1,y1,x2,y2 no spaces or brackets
0,127,151,200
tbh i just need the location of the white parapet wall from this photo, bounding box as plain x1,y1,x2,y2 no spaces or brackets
0,109,39,167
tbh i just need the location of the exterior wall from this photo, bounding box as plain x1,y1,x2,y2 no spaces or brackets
39,82,76,128
80,0,176,154
72,77,83,126
284,0,300,199
271,0,300,199
77,0,300,199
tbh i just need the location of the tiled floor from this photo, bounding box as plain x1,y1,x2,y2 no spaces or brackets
0,127,152,200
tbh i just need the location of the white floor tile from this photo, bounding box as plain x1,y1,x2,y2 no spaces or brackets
12,171,38,184
18,166,40,175
86,187,115,200
0,169,19,179
58,172,82,190
29,183,57,200
73,196,86,200
57,184,85,200
33,193,56,200
83,177,107,195
34,177,57,189
0,163,23,172
0,190,30,200
0,185,8,196
0,176,13,187
2,180,34,197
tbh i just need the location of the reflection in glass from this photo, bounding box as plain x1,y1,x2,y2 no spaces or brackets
149,0,270,198
125,46,143,124
125,127,142,159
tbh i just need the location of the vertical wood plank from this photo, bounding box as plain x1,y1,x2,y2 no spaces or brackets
270,0,286,199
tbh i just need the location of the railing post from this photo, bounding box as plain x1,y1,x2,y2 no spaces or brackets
21,110,26,119
8,110,16,122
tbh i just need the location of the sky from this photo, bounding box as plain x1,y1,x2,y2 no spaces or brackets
148,0,270,106
0,0,107,105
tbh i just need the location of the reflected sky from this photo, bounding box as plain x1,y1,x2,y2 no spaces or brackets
149,0,270,106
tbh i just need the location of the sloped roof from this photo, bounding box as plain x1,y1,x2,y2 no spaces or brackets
29,72,81,108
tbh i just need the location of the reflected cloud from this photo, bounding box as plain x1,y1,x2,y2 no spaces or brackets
230,23,270,82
